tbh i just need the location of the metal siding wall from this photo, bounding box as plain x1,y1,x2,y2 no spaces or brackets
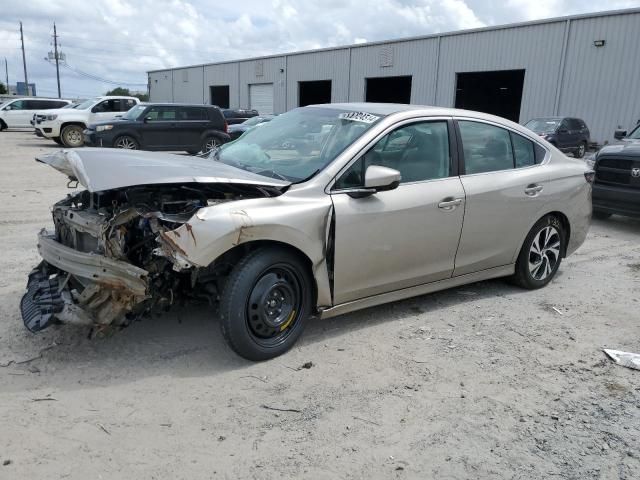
204,63,240,108
239,56,286,113
559,13,640,143
148,71,173,102
285,49,350,109
171,66,204,103
348,38,438,104
437,22,566,123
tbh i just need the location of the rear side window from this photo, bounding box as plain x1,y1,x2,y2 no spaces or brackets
180,107,208,120
122,99,136,111
459,121,513,174
22,100,41,110
459,120,545,173
145,106,178,121
94,99,122,113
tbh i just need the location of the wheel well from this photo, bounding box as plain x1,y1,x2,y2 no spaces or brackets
547,211,571,257
61,121,86,131
211,240,318,305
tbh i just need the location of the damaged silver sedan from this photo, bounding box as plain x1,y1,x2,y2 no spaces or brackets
22,104,592,360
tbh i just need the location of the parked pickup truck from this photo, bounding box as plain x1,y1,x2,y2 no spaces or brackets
35,96,139,147
591,123,640,219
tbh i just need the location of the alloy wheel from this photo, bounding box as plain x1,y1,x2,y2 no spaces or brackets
203,138,219,154
577,143,585,157
528,226,561,281
115,137,137,149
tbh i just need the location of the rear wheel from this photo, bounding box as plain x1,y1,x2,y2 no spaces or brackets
575,141,587,158
219,247,313,361
61,125,84,148
511,215,565,289
201,136,220,155
0,119,7,131
113,135,139,150
52,136,63,145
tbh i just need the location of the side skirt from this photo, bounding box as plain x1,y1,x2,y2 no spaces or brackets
318,264,515,319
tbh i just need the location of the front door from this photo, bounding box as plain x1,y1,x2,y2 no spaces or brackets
2,100,31,127
331,119,465,304
452,119,550,276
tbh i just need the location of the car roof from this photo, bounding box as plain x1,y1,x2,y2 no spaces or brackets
5,97,71,102
137,103,218,108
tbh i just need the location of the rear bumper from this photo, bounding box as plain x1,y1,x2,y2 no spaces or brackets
593,183,640,218
21,231,149,332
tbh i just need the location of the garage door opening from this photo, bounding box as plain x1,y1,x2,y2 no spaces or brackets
299,80,332,107
249,83,274,114
210,85,230,108
454,70,525,122
365,76,412,104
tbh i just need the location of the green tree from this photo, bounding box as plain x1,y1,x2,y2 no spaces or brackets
0,82,7,94
105,87,131,96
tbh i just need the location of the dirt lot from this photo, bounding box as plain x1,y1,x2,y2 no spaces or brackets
0,129,639,479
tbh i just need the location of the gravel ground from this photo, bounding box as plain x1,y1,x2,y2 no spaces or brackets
0,129,639,480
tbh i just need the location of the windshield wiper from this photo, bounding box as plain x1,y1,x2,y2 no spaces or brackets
292,168,321,184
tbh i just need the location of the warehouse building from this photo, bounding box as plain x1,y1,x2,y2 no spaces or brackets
148,8,640,144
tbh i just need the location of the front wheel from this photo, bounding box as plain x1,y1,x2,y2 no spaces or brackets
575,141,587,158
219,247,313,361
113,135,139,149
511,215,565,289
61,125,85,148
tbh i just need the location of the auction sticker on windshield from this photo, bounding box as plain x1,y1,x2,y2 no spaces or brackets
338,112,380,123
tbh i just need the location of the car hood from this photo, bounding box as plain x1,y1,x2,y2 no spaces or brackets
38,107,86,117
88,119,133,129
36,148,291,192
598,139,640,157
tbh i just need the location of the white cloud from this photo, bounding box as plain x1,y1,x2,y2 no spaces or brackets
0,0,635,98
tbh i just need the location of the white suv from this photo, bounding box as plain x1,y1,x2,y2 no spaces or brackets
0,97,71,130
35,96,139,147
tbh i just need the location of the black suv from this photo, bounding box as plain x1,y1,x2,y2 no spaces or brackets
84,103,230,154
524,117,590,158
222,108,259,125
591,123,640,219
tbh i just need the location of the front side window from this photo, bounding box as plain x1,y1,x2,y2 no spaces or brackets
7,100,24,110
335,121,450,189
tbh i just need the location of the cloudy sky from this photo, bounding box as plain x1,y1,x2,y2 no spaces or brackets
1,0,637,99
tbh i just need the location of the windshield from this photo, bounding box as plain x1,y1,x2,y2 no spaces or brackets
75,97,102,110
122,104,146,120
525,118,560,134
628,124,640,140
214,107,384,182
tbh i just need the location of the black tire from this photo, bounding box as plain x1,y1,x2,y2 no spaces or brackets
53,136,63,145
201,136,220,154
113,135,139,150
511,215,565,290
574,141,587,159
592,210,612,220
219,246,313,361
61,125,85,148
0,119,7,131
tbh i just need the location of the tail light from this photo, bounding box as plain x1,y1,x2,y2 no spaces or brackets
223,121,228,133
584,170,595,184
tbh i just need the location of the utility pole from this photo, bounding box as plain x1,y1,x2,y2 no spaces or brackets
4,58,8,93
53,23,61,98
20,21,30,96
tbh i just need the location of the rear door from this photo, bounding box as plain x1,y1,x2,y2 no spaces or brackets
331,118,465,304
176,106,211,149
89,99,124,124
139,105,180,149
453,119,550,276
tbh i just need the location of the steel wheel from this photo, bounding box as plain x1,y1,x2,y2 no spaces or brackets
528,225,561,281
61,125,84,148
246,265,303,346
114,136,138,149
202,137,220,154
575,142,586,158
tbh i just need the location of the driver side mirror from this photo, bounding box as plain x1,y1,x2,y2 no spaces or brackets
143,116,152,123
347,165,401,198
614,129,627,140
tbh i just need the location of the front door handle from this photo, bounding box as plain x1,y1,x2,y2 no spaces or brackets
524,184,544,196
438,198,463,210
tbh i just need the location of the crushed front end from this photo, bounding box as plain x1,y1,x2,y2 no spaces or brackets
20,182,277,334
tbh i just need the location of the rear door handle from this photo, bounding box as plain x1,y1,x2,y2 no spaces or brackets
438,198,463,210
524,184,544,196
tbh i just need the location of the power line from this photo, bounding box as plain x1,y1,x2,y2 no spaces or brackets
45,58,147,86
